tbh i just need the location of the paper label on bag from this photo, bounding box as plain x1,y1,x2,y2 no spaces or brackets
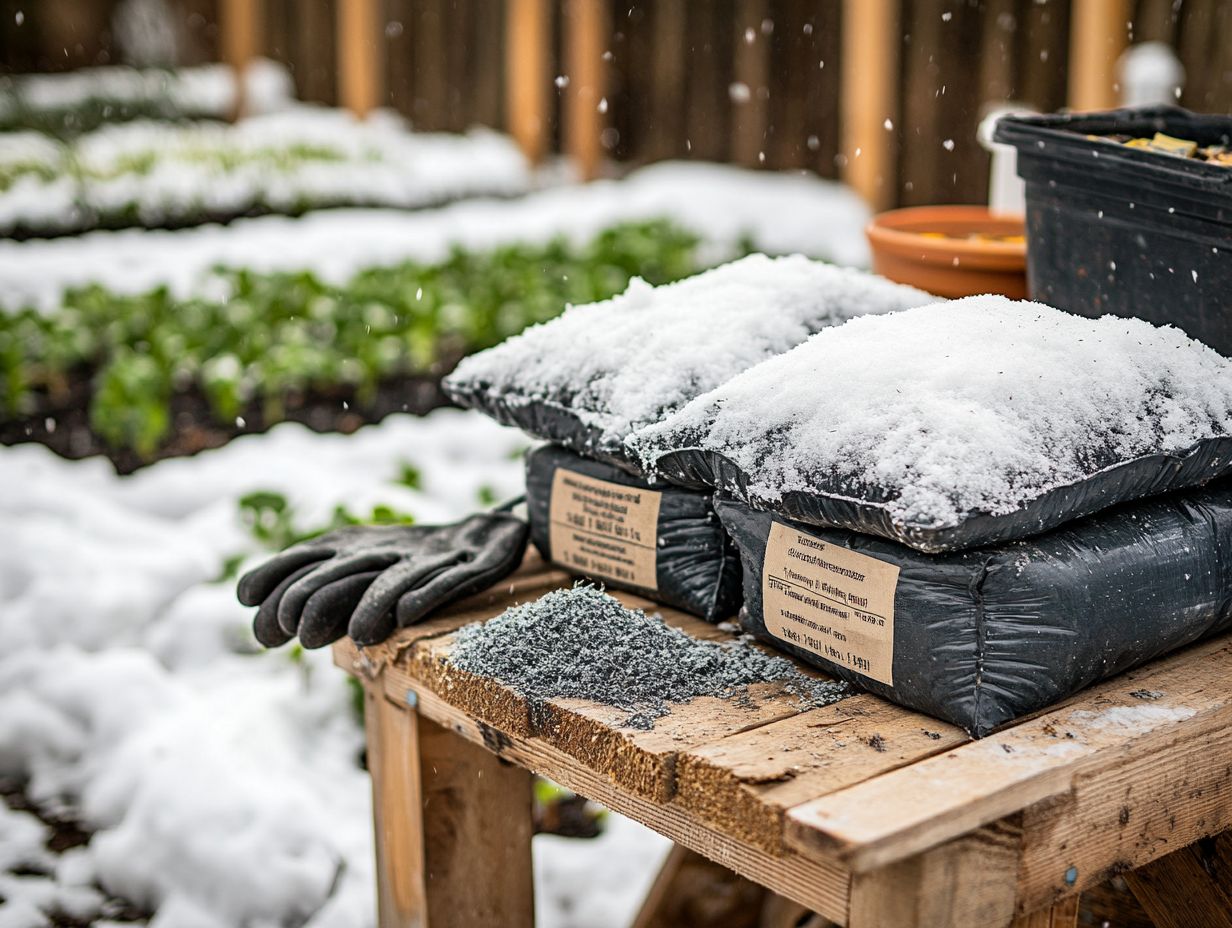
761,522,898,686
549,468,661,590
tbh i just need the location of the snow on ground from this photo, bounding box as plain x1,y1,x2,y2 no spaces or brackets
0,107,531,237
0,58,294,123
0,160,871,313
0,409,669,928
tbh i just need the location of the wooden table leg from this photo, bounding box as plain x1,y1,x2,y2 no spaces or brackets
847,820,1021,928
365,683,535,928
1123,834,1232,928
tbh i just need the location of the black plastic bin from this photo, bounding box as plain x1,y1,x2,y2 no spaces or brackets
994,106,1232,356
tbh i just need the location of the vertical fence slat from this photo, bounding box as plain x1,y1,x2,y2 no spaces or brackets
1068,0,1131,111
338,0,383,117
564,0,607,179
220,0,261,118
841,0,899,209
731,0,770,167
507,0,551,163
1017,0,1069,112
645,0,686,162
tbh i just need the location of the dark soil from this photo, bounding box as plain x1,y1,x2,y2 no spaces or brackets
1,368,457,475
0,779,151,926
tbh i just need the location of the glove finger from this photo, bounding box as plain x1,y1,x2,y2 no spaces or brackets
298,570,383,650
347,552,465,646
399,518,530,627
252,563,319,647
238,547,333,606
277,551,399,635
465,515,531,572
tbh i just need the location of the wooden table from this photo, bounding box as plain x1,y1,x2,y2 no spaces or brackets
332,555,1232,928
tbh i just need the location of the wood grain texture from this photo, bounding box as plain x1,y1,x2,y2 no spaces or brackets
840,0,899,209
1016,718,1232,911
786,638,1232,873
631,844,765,928
377,671,851,922
337,0,382,116
847,818,1022,928
403,620,825,803
364,684,534,928
415,713,535,928
1010,895,1079,928
1124,839,1232,928
364,683,425,928
676,695,966,853
563,0,606,179
1067,0,1132,111
731,0,770,168
506,0,551,163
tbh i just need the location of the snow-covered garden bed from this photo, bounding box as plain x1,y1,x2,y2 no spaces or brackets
0,162,869,468
0,107,531,237
0,59,295,136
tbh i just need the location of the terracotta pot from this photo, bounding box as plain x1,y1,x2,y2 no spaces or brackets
866,205,1028,299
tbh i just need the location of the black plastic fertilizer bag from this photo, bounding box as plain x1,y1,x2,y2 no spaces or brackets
632,297,1232,553
717,482,1232,736
525,445,741,622
445,255,931,475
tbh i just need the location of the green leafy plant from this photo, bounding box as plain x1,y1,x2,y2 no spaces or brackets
1,219,710,458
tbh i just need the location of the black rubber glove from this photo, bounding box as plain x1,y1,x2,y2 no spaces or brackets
237,512,529,649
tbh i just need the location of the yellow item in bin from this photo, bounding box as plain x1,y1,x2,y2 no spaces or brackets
1149,132,1199,157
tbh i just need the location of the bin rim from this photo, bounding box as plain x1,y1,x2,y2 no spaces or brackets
992,105,1232,194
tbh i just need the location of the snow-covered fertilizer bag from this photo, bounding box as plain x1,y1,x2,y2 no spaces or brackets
632,297,1232,553
444,254,932,474
525,445,741,621
716,481,1232,736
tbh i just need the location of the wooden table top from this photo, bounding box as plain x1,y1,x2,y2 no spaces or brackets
333,553,1232,925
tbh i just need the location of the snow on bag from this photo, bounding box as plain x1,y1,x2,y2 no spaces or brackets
717,481,1232,736
525,445,741,621
632,297,1232,552
444,254,933,474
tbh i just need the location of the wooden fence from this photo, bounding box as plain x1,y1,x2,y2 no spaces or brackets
4,0,1232,208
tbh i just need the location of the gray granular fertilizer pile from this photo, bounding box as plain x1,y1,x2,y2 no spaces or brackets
448,585,850,729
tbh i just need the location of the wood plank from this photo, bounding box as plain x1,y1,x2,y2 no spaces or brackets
786,636,1232,873
364,682,426,928
363,683,534,928
294,0,337,105
645,0,687,163
731,0,770,168
401,603,827,802
1067,0,1131,111
1010,896,1079,928
415,712,535,927
676,695,967,854
1124,839,1232,928
840,0,899,209
1015,717,1232,911
337,0,383,116
563,0,606,179
847,818,1022,928
220,0,262,118
376,672,853,923
506,0,551,162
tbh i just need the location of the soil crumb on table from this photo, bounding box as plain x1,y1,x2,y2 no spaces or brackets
448,585,850,729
